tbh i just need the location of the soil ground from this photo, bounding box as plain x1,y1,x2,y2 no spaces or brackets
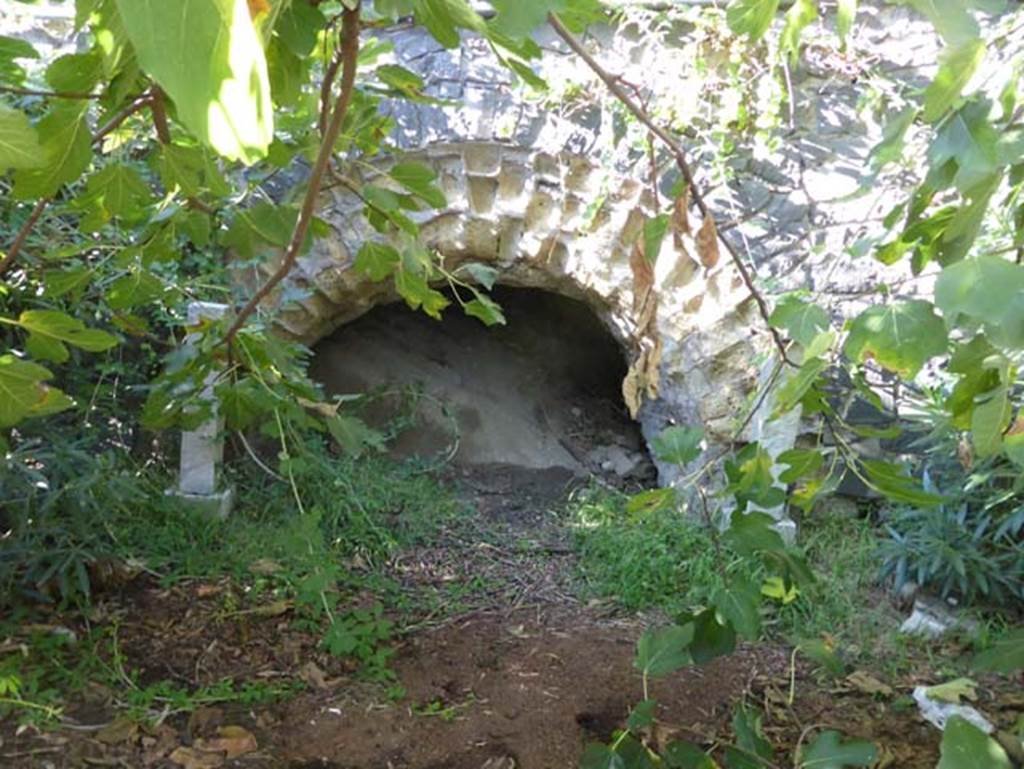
1,466,1020,768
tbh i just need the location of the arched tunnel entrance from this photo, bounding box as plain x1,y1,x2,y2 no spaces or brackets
309,286,656,489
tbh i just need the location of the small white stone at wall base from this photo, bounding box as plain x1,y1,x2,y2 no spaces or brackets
899,597,977,639
165,487,235,520
912,685,994,734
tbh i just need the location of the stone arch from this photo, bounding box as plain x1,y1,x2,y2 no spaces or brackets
250,140,766,480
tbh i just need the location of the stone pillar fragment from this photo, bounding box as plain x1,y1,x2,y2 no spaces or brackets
168,301,234,518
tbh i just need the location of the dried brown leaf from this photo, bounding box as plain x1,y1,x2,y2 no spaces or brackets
168,745,224,769
672,186,691,236
629,240,654,315
695,214,720,269
95,717,139,745
194,725,257,759
846,670,893,697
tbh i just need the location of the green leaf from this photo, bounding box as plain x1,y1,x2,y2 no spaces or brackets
971,384,1010,458
490,0,563,37
45,50,103,93
922,40,985,123
688,607,737,665
725,511,786,556
928,100,999,192
626,699,657,731
355,242,402,281
80,163,153,221
464,294,506,326
772,357,826,418
0,105,44,173
275,0,325,56
580,744,626,769
455,262,499,290
860,459,944,507
643,214,670,263
972,629,1024,673
843,300,948,379
908,0,979,46
413,0,486,48
937,716,1012,769
780,0,817,63
662,741,720,769
651,425,704,465
798,730,876,768
769,294,829,347
726,0,781,40
326,414,387,457
395,269,450,319
0,355,71,427
13,102,92,199
714,577,761,640
724,445,787,512
626,487,677,518
114,0,273,163
729,706,773,767
155,142,229,199
777,448,824,484
935,256,1024,349
868,106,916,170
634,624,694,679
389,161,447,208
761,575,799,604
0,35,39,63
216,379,265,430
107,269,165,309
836,0,857,43
16,310,118,363
43,267,93,298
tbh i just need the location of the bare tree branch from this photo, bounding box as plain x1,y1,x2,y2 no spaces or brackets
0,199,49,278
222,4,362,345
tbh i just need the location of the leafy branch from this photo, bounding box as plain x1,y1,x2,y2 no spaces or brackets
222,3,362,345
547,11,794,366
0,92,154,278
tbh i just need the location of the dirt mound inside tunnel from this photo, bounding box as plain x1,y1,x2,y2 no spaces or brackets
310,287,655,486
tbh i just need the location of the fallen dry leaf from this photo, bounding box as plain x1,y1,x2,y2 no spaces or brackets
95,717,140,745
926,677,978,704
846,670,894,697
169,745,224,769
188,706,224,737
195,584,221,598
300,660,329,690
248,558,283,575
250,599,291,618
194,725,257,759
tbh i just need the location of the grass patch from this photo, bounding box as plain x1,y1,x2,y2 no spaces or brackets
567,486,923,665
567,485,751,612
1,439,466,603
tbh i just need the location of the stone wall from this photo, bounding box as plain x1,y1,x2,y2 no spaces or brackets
268,140,765,481
260,3,954,480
